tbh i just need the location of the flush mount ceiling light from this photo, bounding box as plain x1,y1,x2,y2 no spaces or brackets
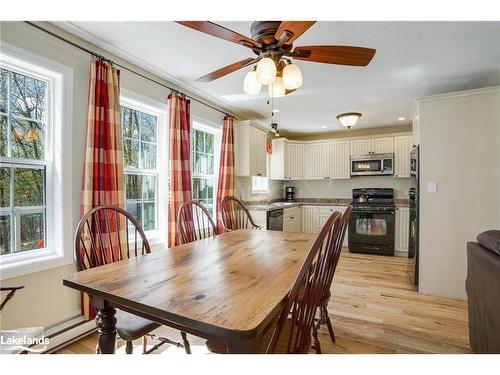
337,112,362,129
398,117,406,121
177,21,376,100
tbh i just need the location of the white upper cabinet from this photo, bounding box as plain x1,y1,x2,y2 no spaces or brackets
305,143,329,180
234,120,267,177
351,136,393,155
269,133,410,181
371,137,394,153
327,140,350,179
350,138,371,154
286,143,305,180
394,135,412,178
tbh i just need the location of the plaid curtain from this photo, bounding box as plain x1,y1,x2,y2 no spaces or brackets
80,58,124,320
167,93,192,247
216,116,235,233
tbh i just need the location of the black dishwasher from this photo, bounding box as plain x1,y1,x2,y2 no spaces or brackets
267,209,283,231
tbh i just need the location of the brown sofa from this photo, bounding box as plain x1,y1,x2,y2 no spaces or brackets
466,230,500,353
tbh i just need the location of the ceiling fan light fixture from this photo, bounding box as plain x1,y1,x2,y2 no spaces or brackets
256,57,277,85
268,76,286,98
243,70,262,95
337,112,362,129
283,63,303,90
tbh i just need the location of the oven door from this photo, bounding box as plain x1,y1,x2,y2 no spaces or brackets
348,210,395,255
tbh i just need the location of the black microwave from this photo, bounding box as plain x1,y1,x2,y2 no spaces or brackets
351,153,394,176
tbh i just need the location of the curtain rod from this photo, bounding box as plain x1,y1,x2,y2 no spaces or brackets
24,21,238,120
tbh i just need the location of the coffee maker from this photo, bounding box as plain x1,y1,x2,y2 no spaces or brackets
285,187,295,202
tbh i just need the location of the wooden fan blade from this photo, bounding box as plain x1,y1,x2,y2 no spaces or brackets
291,45,376,66
196,57,258,82
274,21,316,45
176,21,261,49
285,88,296,96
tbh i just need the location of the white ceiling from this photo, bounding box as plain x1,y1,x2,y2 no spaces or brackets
55,21,500,133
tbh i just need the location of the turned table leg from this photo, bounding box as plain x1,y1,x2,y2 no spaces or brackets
94,299,117,354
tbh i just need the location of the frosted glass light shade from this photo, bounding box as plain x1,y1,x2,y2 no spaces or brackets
243,70,262,95
267,76,286,98
337,112,362,129
256,58,277,85
283,63,303,89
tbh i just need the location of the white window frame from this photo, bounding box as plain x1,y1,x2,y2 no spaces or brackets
0,42,73,280
251,155,270,195
120,89,167,248
191,118,222,220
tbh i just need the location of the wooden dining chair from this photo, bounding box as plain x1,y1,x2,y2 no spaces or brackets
221,196,261,232
264,210,343,354
176,200,218,245
312,205,353,352
204,211,342,354
75,205,190,354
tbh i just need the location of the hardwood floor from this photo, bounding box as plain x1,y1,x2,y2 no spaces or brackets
56,251,470,354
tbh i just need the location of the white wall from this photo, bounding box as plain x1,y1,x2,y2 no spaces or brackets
0,21,228,330
418,86,500,299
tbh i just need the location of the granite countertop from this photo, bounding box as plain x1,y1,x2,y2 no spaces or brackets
245,198,410,211
245,198,352,211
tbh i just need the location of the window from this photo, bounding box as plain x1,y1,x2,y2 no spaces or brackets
251,155,270,194
251,176,269,194
0,68,47,256
191,122,221,218
0,42,73,279
121,104,158,232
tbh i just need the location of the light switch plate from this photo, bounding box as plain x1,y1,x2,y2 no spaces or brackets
427,181,437,193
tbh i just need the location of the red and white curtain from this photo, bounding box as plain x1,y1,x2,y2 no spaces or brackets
216,116,235,233
167,93,192,247
80,58,124,319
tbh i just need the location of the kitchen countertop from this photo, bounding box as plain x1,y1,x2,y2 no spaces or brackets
245,198,410,211
246,198,352,211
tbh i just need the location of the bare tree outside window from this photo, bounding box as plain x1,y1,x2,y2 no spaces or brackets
0,68,47,255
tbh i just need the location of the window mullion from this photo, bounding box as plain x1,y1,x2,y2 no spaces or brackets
9,166,15,254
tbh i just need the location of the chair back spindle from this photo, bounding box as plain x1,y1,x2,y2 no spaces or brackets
221,196,261,231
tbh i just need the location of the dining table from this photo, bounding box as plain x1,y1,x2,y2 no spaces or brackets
62,228,316,354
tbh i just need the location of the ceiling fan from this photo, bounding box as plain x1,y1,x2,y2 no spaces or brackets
175,21,376,97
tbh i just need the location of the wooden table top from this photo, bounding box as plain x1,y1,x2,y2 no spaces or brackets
63,229,316,341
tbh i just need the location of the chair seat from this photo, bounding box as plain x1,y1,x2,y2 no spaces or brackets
116,310,160,341
206,319,311,354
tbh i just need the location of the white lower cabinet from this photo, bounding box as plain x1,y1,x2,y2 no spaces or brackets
395,206,410,252
283,206,302,232
302,205,349,247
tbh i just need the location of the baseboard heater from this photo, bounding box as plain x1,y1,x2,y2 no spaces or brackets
42,315,96,353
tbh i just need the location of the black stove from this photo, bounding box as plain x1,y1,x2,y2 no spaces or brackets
349,188,395,255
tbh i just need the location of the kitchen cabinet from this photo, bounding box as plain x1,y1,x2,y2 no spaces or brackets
302,205,349,246
270,139,305,180
283,206,302,232
305,143,329,179
234,120,267,177
304,140,350,180
394,135,412,178
395,206,410,252
328,140,350,179
350,136,394,155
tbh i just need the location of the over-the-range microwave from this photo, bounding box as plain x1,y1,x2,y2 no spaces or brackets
351,153,394,176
